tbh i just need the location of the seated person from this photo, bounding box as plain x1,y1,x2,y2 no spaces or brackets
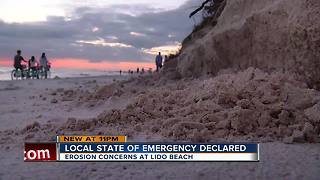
28,56,38,77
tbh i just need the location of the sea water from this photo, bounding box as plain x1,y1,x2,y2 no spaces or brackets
0,67,12,80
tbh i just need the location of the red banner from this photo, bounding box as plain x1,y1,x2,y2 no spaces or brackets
24,143,57,161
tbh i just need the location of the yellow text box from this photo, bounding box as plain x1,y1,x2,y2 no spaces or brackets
58,136,126,143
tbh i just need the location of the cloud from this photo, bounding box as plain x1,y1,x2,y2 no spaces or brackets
130,32,147,37
0,0,202,65
76,38,133,48
91,27,99,32
142,42,182,56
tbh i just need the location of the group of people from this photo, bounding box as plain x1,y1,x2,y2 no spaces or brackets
13,50,166,79
13,50,50,79
121,52,166,76
125,68,152,75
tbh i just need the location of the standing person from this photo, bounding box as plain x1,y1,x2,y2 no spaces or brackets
13,50,27,77
155,52,163,72
137,68,140,74
39,52,48,79
120,70,122,76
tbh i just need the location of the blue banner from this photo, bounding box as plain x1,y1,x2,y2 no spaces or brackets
59,143,258,153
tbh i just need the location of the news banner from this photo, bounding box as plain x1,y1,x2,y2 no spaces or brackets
24,136,259,162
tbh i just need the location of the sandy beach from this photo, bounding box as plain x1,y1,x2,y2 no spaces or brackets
0,71,319,179
0,0,319,179
0,75,130,131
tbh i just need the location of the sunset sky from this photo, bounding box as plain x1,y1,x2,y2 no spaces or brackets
0,0,202,71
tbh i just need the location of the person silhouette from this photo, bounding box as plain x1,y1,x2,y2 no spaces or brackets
13,50,27,77
39,52,48,79
155,52,163,72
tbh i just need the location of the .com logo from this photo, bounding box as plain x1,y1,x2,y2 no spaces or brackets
24,143,57,161
24,149,51,160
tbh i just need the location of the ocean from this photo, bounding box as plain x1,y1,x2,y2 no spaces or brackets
0,66,122,80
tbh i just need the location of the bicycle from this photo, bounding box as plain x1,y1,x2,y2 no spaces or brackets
39,65,51,79
11,65,28,80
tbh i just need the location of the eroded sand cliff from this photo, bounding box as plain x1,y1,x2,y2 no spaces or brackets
176,0,320,89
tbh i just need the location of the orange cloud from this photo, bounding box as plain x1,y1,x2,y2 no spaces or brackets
142,42,181,55
0,59,12,66
51,58,154,71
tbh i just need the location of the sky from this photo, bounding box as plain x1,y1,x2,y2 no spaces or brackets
0,0,202,71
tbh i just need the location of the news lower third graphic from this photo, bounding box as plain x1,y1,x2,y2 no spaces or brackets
24,136,260,162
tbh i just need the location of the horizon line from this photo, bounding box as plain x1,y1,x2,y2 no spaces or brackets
0,58,155,71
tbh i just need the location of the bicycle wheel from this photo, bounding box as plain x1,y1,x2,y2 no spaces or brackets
47,71,51,79
24,70,29,79
11,70,17,80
